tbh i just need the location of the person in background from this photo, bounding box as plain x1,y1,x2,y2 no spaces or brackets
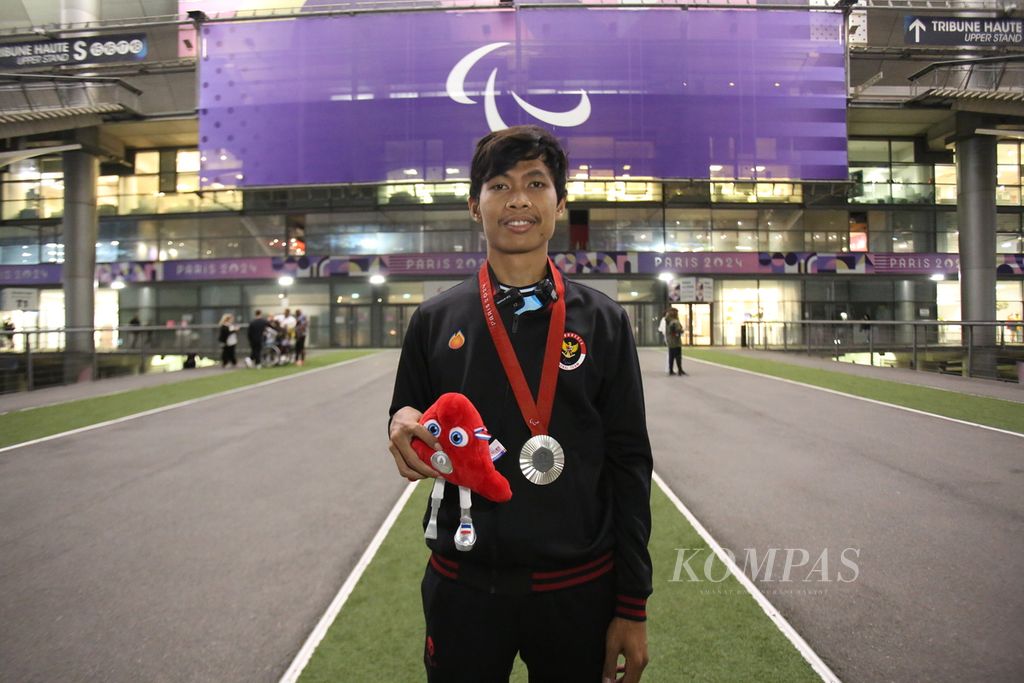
128,314,141,348
294,308,308,366
275,308,297,362
2,317,15,350
246,309,269,368
218,313,239,368
664,307,686,376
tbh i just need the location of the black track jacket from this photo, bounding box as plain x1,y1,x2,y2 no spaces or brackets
389,268,654,618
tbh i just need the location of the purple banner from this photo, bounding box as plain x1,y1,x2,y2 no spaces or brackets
643,252,965,275
0,264,62,286
10,253,1021,286
161,258,282,281
198,9,847,186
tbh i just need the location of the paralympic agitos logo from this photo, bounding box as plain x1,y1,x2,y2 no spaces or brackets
446,42,592,131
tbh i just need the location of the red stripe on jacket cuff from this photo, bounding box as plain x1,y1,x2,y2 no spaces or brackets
617,594,647,606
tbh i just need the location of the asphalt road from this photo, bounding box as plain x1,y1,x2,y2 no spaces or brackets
0,353,406,683
1,349,1022,682
645,348,1024,683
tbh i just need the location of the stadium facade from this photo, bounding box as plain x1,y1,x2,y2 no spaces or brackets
0,0,1022,354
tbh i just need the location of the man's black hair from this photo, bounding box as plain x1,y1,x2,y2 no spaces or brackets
469,125,568,202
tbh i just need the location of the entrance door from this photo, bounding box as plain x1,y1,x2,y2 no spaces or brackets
674,303,713,346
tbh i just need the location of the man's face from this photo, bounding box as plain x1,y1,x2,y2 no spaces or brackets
468,157,566,261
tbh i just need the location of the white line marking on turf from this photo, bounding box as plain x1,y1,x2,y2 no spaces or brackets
653,472,841,683
686,355,1024,439
0,355,375,455
279,480,418,683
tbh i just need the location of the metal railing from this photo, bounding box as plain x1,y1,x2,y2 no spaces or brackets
0,73,141,118
741,319,1024,383
909,55,1024,98
0,324,225,395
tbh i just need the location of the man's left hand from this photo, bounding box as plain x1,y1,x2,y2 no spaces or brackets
602,617,648,683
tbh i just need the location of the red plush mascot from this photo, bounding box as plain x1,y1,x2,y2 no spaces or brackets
411,392,512,551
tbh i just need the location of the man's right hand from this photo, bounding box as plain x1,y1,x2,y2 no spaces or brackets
388,406,441,481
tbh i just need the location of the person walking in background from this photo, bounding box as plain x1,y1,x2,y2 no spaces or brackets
218,313,239,368
664,307,686,375
294,308,308,366
246,309,268,368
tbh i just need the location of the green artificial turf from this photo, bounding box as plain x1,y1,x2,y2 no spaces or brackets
298,481,821,683
686,348,1024,435
0,350,373,448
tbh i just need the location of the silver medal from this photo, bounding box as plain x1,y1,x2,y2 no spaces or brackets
519,434,565,485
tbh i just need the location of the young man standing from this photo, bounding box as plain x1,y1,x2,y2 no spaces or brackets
388,126,653,682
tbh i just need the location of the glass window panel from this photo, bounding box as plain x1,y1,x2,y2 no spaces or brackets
759,208,803,231
331,281,372,305
735,232,758,252
997,143,1019,165
96,175,120,198
198,237,272,258
850,280,894,301
712,209,757,230
712,230,737,251
997,214,1021,231
158,239,200,260
869,231,893,252
762,231,803,252
997,233,1022,253
848,140,890,163
176,150,201,173
665,182,710,203
890,184,934,204
997,165,1020,185
937,231,959,252
667,230,711,251
176,173,200,194
936,213,958,231
867,211,891,231
158,286,199,307
891,165,932,184
134,151,159,174
666,209,712,230
936,185,958,205
754,183,802,203
160,219,201,238
996,281,1023,302
851,166,890,183
711,182,756,203
996,186,1021,206
891,211,934,232
386,281,425,304
890,141,915,163
804,210,847,231
122,175,159,196
934,164,956,185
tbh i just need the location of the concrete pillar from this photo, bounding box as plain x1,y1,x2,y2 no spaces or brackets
60,0,100,25
955,134,997,375
895,279,916,346
63,149,98,383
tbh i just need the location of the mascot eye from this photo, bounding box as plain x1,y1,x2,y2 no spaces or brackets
448,427,468,447
424,419,442,438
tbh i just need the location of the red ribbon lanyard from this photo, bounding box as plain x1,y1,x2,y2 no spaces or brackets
478,258,566,437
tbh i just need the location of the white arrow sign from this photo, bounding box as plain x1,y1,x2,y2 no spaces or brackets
909,19,926,43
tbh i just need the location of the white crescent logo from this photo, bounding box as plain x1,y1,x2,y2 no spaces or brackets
446,41,591,131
